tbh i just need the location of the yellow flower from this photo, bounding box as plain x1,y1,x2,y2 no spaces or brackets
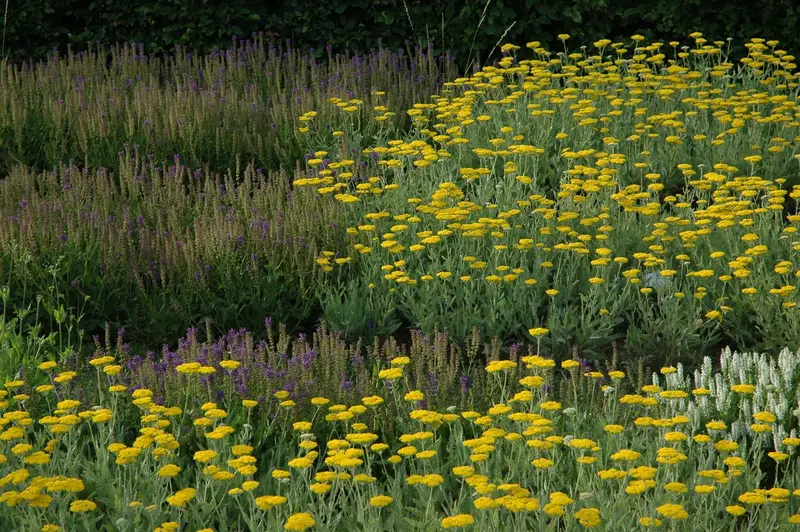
11,443,32,455
284,512,315,531
378,368,403,380
157,464,181,478
574,507,601,528
441,514,475,528
639,516,664,527
404,390,424,401
660,390,688,400
310,483,331,494
89,356,114,367
47,477,84,492
255,495,288,510
485,360,516,373
714,440,738,452
193,450,218,463
531,458,554,469
23,451,50,465
54,371,76,383
362,396,384,407
544,503,566,517
69,500,97,512
166,487,196,508
473,496,499,510
664,482,688,493
220,360,241,370
726,505,747,516
656,503,688,519
610,449,640,461
597,468,626,480
540,401,561,411
528,327,549,337
739,491,767,504
370,495,393,507
57,399,81,410
242,481,259,491
753,411,776,423
288,457,314,469
664,432,687,442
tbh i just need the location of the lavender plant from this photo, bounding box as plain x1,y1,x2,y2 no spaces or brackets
0,153,346,347
0,37,455,177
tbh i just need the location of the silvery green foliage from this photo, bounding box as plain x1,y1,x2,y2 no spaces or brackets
650,346,800,449
731,420,746,442
773,424,786,450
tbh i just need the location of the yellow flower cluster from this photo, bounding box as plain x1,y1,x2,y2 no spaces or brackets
4,32,800,532
306,32,800,353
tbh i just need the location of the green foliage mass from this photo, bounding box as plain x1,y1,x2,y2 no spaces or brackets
2,0,800,68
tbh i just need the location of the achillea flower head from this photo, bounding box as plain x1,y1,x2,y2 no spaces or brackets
284,512,315,531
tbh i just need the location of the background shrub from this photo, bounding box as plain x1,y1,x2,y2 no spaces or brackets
2,0,800,70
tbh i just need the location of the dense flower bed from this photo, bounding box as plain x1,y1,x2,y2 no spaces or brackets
1,336,799,530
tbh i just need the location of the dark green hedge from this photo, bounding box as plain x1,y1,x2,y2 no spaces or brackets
2,0,800,67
